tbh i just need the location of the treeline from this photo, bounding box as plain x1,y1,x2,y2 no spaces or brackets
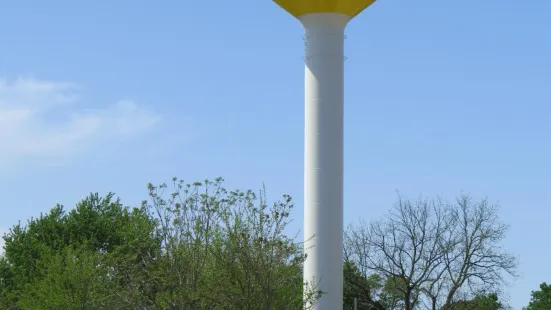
0,178,532,309
0,178,315,309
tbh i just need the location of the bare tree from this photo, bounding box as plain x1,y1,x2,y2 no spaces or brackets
345,195,450,310
440,194,517,308
345,193,517,310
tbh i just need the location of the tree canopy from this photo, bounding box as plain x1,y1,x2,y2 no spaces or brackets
0,178,320,309
523,282,551,310
0,178,520,310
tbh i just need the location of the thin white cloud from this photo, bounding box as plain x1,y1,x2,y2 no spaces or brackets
0,77,161,166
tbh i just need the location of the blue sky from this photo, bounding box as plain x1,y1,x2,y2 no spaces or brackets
0,0,549,308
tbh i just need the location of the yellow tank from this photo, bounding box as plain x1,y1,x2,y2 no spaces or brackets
273,0,377,18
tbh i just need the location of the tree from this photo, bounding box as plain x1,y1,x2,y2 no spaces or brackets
345,195,449,310
0,179,322,309
444,293,505,310
0,193,160,309
16,244,115,309
379,275,411,310
343,261,386,310
438,195,517,308
523,282,551,310
345,193,517,310
144,177,322,309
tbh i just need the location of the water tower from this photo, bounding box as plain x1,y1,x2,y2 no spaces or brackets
272,1,377,309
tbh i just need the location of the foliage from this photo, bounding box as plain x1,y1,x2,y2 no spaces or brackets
144,177,321,309
523,282,551,310
444,293,505,310
0,178,320,309
0,180,521,310
16,244,114,309
343,261,386,310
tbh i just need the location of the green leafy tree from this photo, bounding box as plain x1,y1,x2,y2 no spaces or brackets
379,276,411,310
523,282,551,310
0,193,160,309
0,177,320,309
144,178,321,309
444,293,505,310
16,244,114,309
343,261,386,310
0,206,68,308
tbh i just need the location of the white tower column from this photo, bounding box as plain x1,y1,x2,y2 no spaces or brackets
300,13,349,310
